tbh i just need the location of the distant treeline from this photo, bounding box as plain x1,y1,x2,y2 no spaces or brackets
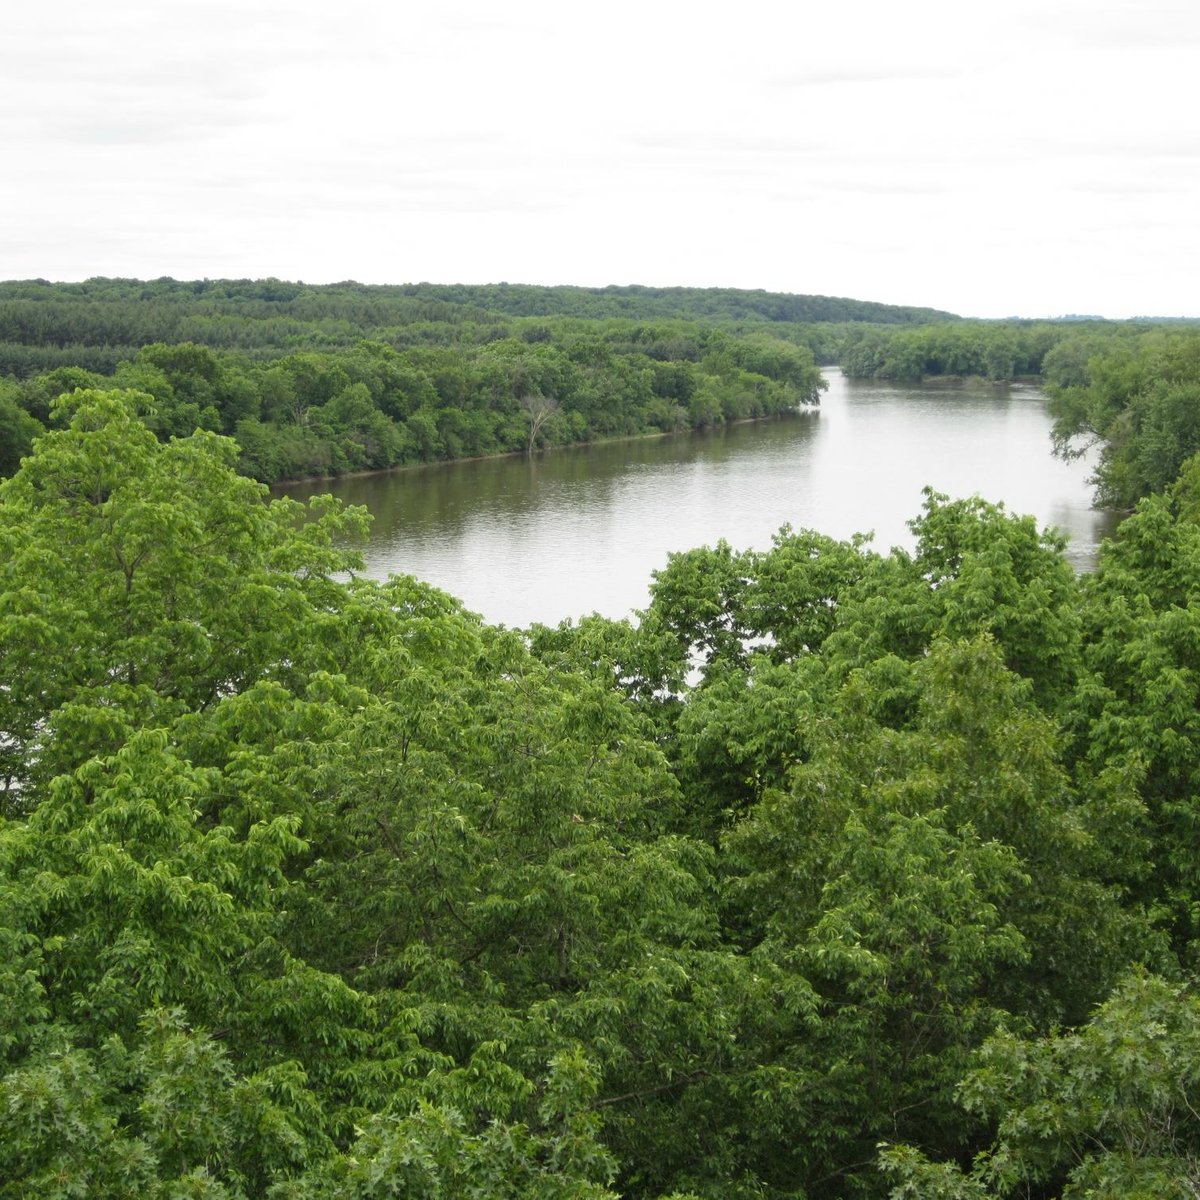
0,277,960,483
10,278,1199,498
0,277,955,377
840,318,1200,383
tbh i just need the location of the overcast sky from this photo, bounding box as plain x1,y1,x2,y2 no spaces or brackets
3,0,1198,318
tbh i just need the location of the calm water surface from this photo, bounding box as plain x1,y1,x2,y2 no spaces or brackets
276,371,1117,628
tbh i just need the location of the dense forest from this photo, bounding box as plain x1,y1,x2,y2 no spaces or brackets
4,279,1199,493
840,317,1200,386
5,284,1200,1197
840,321,1079,382
0,279,955,483
0,278,955,369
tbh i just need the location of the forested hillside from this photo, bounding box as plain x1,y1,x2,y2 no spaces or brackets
0,278,955,370
5,327,1200,1196
7,279,1197,491
2,278,948,482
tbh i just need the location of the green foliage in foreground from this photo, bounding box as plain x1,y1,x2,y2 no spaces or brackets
881,971,1200,1199
3,390,1200,1197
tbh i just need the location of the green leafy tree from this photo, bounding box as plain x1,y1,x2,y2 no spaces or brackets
1047,329,1200,507
882,972,1200,1200
0,388,366,797
714,635,1156,1197
0,382,42,475
1064,480,1200,955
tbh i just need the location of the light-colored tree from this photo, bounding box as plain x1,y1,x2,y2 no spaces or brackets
520,391,558,453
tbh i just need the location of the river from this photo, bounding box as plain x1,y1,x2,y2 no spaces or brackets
275,370,1117,628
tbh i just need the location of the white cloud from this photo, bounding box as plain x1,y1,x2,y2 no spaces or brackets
1,0,1197,317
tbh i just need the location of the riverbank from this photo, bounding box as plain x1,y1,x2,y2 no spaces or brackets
268,406,820,492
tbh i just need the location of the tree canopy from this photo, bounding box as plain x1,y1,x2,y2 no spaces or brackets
3,368,1200,1197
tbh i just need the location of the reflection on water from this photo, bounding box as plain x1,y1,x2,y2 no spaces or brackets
275,371,1118,628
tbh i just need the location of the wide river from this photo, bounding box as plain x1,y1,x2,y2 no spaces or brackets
276,370,1118,628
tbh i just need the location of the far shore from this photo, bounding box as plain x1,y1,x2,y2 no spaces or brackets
267,406,820,492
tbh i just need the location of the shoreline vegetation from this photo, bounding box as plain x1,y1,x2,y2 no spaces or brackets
1,278,1197,498
268,408,820,490
2,278,1198,499
0,278,832,485
7,279,1200,1195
